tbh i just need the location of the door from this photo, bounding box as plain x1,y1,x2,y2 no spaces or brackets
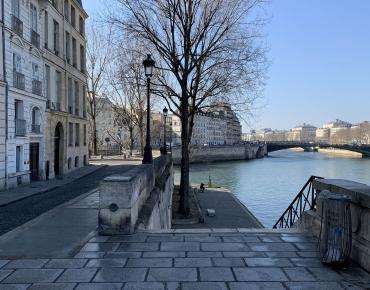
29,143,39,181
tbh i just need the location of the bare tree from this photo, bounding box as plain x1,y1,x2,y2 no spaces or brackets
86,22,112,155
109,0,267,214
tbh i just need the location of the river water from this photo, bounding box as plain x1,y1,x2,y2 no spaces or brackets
174,150,370,228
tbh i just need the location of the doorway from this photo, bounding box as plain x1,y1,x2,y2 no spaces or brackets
54,122,64,177
29,143,39,181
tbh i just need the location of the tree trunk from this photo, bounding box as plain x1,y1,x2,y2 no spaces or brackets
129,126,134,156
92,117,98,156
140,125,144,156
179,92,190,215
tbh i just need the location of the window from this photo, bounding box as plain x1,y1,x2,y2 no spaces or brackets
64,0,69,20
44,11,48,48
31,107,41,133
53,20,59,55
72,37,76,67
71,5,76,27
79,16,84,35
30,4,37,32
12,0,20,17
68,157,71,169
75,123,80,146
80,45,85,71
13,53,21,73
83,124,87,145
16,146,22,172
82,86,86,117
68,122,73,146
32,63,39,80
65,31,70,63
74,156,79,167
13,53,24,90
68,77,73,113
74,81,79,115
44,65,50,99
55,71,62,104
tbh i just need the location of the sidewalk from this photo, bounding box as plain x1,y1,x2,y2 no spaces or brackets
0,165,105,207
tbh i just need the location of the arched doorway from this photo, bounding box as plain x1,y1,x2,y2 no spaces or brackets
54,122,64,177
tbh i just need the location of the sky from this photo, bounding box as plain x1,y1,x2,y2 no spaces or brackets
83,0,370,131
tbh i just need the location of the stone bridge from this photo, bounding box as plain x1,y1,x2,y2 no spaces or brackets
266,141,370,157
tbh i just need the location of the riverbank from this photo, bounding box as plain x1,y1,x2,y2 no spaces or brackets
173,186,263,229
318,148,362,157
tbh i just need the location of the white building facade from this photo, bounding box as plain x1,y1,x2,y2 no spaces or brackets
0,0,88,189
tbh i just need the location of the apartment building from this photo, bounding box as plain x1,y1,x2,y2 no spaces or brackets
0,0,88,189
0,2,6,188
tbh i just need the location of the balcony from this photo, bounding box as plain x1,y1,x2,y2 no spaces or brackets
31,29,40,49
31,124,41,134
13,71,25,90
32,79,42,96
11,15,23,38
46,100,61,111
15,119,26,136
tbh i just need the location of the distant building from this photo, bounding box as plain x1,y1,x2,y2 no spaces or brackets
323,119,352,129
315,128,330,143
288,123,317,142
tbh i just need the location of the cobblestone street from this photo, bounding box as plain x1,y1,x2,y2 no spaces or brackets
0,228,369,289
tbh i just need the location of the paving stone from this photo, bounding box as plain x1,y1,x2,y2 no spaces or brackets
126,258,172,268
283,267,316,281
118,243,160,252
143,251,185,258
280,236,316,243
258,236,283,243
3,269,63,283
294,243,318,251
147,268,197,282
248,243,297,252
93,268,147,282
123,282,165,290
222,236,260,243
160,242,200,252
0,269,13,282
57,268,98,283
182,282,228,290
45,259,87,268
228,282,286,290
308,267,343,281
28,283,77,290
199,267,234,281
108,235,148,243
174,258,212,267
212,258,245,267
185,236,221,242
74,252,105,259
338,267,370,281
80,243,120,252
0,260,9,268
104,252,142,258
166,282,180,290
266,252,298,258
85,258,127,268
75,283,123,290
296,251,320,258
223,251,266,258
233,267,288,281
290,258,323,267
341,280,370,289
284,281,344,289
244,258,293,267
88,236,110,243
201,242,249,252
0,285,30,290
187,251,223,258
147,236,184,242
4,259,48,269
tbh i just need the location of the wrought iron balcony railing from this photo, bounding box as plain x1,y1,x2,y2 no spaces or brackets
15,119,26,136
11,15,23,37
31,29,40,48
32,79,42,96
31,124,41,133
46,100,61,112
13,71,25,90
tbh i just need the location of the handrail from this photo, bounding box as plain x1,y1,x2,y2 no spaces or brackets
273,175,323,229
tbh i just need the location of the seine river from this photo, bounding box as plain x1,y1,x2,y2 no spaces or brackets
174,150,370,228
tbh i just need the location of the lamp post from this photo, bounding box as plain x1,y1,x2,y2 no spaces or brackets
162,107,168,155
142,54,155,164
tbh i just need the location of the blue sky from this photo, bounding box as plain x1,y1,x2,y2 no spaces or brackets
83,0,370,131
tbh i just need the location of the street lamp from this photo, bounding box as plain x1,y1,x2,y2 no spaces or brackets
142,54,155,164
162,107,168,155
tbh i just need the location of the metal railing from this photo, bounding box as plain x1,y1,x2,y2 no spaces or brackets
273,175,323,229
15,119,26,136
32,79,42,96
31,29,40,48
46,100,61,111
31,124,41,133
11,15,23,37
13,71,25,90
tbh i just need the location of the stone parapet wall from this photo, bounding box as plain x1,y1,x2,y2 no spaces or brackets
98,155,173,235
299,179,370,272
172,144,266,164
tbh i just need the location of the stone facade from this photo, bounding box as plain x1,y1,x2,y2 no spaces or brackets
0,3,5,189
287,123,317,142
0,0,88,189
